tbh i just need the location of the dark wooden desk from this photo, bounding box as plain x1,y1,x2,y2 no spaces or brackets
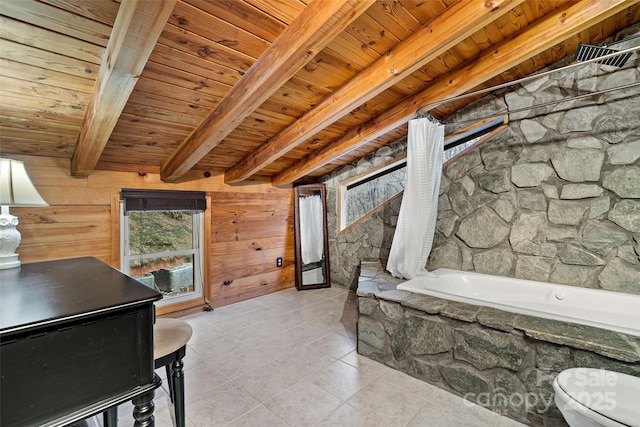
0,257,162,427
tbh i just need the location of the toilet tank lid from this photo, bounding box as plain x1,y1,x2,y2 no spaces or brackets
555,368,640,426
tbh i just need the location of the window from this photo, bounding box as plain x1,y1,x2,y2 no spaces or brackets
339,157,407,231
120,190,206,308
442,116,506,163
338,116,506,231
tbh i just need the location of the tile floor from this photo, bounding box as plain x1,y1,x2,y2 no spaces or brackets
107,287,528,426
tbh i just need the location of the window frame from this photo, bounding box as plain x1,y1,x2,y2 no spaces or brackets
338,115,507,233
119,203,205,309
338,156,407,232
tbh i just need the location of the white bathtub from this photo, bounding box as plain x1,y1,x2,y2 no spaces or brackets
396,269,640,337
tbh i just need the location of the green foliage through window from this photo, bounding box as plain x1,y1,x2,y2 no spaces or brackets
128,211,194,255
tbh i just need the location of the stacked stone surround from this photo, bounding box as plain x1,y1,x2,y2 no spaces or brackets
322,25,640,291
356,261,640,427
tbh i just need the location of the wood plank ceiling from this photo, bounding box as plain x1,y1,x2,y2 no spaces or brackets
1,0,639,185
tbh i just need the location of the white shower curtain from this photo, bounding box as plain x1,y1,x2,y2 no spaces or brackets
299,194,324,264
387,117,444,279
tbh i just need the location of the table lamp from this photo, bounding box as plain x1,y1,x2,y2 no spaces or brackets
0,159,48,269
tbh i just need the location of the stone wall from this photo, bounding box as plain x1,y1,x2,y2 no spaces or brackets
429,48,640,292
322,139,406,287
322,24,639,292
357,261,640,427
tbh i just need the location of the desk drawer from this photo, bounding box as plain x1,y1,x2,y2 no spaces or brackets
0,306,154,427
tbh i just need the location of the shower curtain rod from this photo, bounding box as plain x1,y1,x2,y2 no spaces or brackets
415,45,640,119
605,33,640,46
441,81,640,126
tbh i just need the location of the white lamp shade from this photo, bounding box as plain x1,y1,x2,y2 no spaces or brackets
0,159,48,207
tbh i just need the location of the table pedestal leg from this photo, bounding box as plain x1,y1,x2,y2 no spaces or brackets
132,389,155,427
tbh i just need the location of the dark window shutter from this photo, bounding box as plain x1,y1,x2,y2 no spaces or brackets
121,189,206,213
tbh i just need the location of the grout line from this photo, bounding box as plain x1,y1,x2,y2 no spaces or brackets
401,399,431,427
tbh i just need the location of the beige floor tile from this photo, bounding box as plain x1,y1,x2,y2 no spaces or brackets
308,297,353,315
225,405,287,427
265,309,308,330
232,318,296,345
184,312,226,331
406,403,489,427
340,351,390,378
302,309,347,330
303,332,357,359
277,322,335,348
183,359,230,402
190,334,275,379
188,331,245,358
263,381,342,426
210,344,274,379
250,335,300,362
379,368,440,400
222,298,268,314
185,324,226,347
309,360,379,401
210,313,258,334
263,297,311,313
429,387,500,426
283,290,329,307
297,300,338,322
187,382,259,427
182,344,213,371
237,305,278,324
251,290,297,304
279,342,339,377
311,287,349,300
199,305,243,322
233,359,305,402
495,416,529,426
346,377,428,427
317,403,386,427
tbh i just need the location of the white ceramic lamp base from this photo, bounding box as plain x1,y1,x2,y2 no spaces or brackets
0,212,21,270
0,253,20,269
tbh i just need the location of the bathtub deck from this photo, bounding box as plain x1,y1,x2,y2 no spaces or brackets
356,260,640,427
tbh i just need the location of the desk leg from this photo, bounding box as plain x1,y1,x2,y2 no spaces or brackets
103,407,118,427
171,359,186,427
132,389,155,427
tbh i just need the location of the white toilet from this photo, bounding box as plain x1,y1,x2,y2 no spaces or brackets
553,368,640,427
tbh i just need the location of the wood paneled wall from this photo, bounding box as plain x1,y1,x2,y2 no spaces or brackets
9,154,295,309
209,191,295,307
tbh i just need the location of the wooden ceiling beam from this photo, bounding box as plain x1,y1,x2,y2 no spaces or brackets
224,0,525,184
160,0,375,182
70,0,176,176
272,0,635,186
